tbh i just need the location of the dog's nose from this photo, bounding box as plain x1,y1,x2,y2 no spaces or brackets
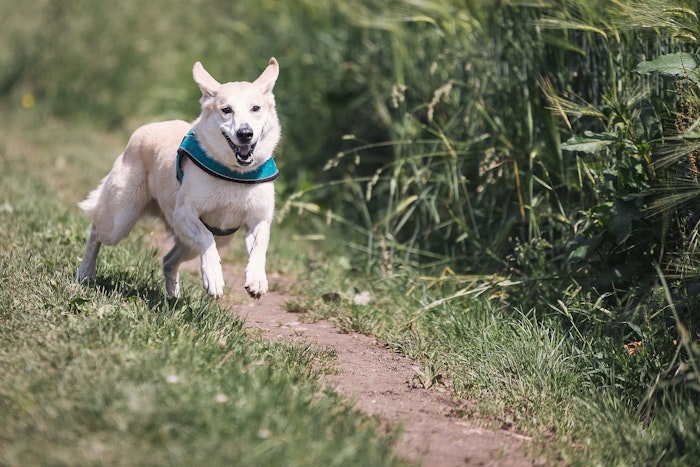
236,125,254,143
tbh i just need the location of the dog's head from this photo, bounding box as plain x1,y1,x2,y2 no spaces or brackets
192,58,280,170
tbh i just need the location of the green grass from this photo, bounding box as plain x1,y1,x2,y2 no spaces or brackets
3,0,700,464
0,117,401,466
281,233,700,464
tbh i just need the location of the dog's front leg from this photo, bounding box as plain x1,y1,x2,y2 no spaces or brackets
244,221,270,299
200,240,225,298
172,206,225,298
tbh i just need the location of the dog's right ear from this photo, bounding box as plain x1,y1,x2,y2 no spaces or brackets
193,62,221,100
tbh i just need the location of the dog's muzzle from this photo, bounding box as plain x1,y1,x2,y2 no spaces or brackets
222,131,256,166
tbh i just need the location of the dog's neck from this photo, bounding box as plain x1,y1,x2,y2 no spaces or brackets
176,129,279,184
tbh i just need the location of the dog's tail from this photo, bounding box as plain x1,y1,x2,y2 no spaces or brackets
77,176,107,219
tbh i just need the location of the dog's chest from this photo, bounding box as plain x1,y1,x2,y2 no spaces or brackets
191,178,274,229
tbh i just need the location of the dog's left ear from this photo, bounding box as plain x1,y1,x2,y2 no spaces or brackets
254,58,279,95
193,61,221,99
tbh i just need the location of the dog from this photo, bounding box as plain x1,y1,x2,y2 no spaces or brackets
76,58,281,299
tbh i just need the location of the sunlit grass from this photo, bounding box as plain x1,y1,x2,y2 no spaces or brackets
0,118,401,467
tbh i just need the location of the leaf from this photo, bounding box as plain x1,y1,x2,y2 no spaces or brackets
636,52,700,84
561,132,616,154
537,18,607,38
392,195,419,218
566,234,603,263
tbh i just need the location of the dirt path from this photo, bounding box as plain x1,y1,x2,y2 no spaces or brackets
238,284,535,466
152,234,535,466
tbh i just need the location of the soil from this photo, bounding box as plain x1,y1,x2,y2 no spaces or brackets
152,234,537,466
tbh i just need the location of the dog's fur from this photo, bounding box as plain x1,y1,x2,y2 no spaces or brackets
76,58,281,299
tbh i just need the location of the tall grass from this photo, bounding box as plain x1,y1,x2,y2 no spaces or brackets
289,0,696,279
280,0,700,462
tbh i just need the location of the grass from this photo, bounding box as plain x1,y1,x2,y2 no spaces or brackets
0,113,401,466
266,0,700,462
281,228,700,464
3,0,700,464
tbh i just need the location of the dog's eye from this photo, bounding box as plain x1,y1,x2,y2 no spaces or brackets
251,105,261,112
221,105,233,114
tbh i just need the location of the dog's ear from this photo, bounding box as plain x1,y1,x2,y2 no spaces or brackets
193,62,221,99
254,58,279,95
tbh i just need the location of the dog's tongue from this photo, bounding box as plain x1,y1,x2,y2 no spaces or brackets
238,145,252,157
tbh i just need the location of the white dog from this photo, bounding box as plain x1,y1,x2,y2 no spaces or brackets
76,58,281,299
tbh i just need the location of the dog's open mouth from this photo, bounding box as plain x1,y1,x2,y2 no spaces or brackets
222,132,256,166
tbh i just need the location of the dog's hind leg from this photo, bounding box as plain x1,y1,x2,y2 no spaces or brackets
163,239,197,297
91,172,151,246
76,150,152,283
76,223,102,282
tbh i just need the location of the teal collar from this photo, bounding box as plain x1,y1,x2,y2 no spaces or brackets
175,129,279,236
176,129,279,184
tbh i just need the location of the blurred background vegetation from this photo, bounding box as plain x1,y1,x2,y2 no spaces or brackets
3,0,700,462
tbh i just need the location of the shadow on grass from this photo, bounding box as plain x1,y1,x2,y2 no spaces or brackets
89,271,179,312
81,270,240,330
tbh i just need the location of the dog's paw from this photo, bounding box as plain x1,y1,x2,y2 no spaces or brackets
244,272,268,299
201,262,225,299
165,272,180,298
75,266,96,283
